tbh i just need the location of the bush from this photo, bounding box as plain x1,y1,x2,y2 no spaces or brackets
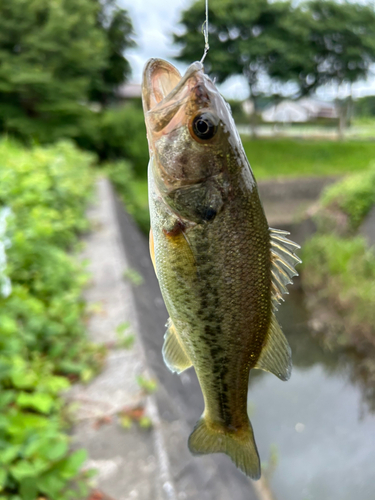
0,139,103,500
75,101,149,179
302,234,375,340
106,160,150,234
321,163,375,230
302,161,375,351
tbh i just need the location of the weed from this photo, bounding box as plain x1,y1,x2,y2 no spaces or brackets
123,268,144,286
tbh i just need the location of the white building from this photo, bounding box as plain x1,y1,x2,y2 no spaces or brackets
262,98,338,123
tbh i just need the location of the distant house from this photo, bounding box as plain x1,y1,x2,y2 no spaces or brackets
298,98,338,119
262,98,338,123
116,82,142,101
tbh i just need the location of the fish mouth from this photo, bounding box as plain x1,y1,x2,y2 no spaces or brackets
142,59,208,133
142,59,204,113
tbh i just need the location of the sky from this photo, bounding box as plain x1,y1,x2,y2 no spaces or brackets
119,0,375,101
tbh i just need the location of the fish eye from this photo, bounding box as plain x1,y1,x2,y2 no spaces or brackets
191,112,218,141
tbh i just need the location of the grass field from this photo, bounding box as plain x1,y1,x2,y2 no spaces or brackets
242,138,375,179
114,137,375,233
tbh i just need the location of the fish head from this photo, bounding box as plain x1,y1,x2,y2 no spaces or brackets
142,59,240,207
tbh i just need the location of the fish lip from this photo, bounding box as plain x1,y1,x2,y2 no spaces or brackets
142,58,204,113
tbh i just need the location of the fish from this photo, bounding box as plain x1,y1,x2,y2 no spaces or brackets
142,58,301,480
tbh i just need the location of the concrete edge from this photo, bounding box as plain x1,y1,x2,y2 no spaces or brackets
105,179,178,500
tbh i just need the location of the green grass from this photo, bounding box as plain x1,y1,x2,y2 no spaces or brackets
106,161,150,234
321,163,375,230
302,234,375,340
301,159,375,351
242,138,375,179
109,138,375,234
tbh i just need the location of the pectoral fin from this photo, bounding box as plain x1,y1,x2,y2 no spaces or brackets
162,318,192,374
254,313,292,381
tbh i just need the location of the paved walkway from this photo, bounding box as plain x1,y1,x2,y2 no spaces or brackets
113,188,260,500
67,177,263,500
68,178,174,500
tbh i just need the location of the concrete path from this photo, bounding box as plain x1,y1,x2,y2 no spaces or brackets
68,177,262,500
68,178,173,500
113,190,259,500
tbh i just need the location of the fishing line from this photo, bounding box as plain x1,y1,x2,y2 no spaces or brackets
200,0,210,63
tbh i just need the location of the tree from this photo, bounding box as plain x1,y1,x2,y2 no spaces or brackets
303,1,375,135
174,0,375,136
0,0,135,142
174,0,311,135
90,0,136,105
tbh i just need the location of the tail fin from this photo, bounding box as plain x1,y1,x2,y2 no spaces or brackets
188,417,261,480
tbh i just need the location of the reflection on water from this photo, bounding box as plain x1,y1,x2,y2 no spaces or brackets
248,283,375,500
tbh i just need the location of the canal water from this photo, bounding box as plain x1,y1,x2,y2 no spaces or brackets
249,284,375,500
117,198,375,499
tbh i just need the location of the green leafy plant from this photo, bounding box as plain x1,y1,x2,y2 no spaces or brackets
302,234,375,342
302,160,375,348
106,160,150,234
0,139,102,499
115,322,135,349
136,376,158,394
123,268,144,286
321,163,375,230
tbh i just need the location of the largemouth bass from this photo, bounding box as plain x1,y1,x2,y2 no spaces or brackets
142,59,301,479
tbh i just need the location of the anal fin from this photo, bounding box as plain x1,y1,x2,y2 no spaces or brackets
254,313,292,381
162,318,192,374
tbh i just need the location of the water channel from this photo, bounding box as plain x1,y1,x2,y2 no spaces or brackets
116,196,375,500
250,284,375,500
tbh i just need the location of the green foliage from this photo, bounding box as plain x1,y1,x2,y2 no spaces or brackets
106,160,150,234
136,376,158,394
90,0,135,105
74,102,149,178
302,162,375,347
0,139,102,499
123,268,144,287
242,139,375,179
175,0,306,96
115,323,135,349
354,96,375,118
0,0,135,143
304,1,375,89
321,164,375,229
95,103,148,176
175,0,375,98
108,137,375,235
227,100,249,125
302,234,375,333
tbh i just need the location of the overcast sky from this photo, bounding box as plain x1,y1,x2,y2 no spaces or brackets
119,0,375,101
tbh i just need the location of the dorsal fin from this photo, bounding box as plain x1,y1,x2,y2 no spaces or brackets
269,228,301,310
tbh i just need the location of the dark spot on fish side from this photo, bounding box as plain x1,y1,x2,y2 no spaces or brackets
202,207,217,222
204,324,216,337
